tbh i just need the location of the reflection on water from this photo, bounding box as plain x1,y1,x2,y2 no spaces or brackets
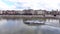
0,19,60,34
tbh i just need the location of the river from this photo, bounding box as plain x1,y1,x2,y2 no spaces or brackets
0,19,60,34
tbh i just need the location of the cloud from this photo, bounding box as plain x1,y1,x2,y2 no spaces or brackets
0,0,16,10
0,0,60,10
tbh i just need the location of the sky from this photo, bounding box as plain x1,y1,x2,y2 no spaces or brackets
0,0,60,10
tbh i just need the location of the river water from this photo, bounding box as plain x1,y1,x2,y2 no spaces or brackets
0,19,60,34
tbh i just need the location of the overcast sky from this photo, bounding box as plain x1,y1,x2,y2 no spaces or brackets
0,0,60,10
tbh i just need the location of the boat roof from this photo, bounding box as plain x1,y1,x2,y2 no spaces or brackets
25,20,45,23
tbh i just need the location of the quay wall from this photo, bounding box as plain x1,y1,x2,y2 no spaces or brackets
0,15,60,19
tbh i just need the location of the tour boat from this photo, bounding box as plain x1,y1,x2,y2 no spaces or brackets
24,20,45,25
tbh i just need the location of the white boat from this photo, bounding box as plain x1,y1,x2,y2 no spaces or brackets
24,20,45,25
